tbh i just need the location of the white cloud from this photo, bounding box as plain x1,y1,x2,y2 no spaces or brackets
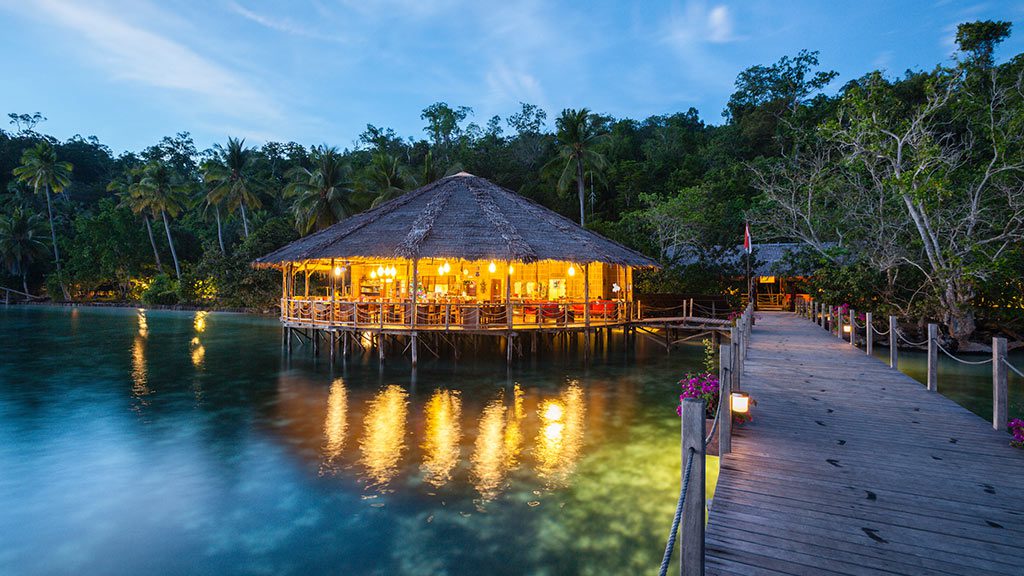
10,0,282,122
664,0,740,48
227,1,346,43
484,62,545,109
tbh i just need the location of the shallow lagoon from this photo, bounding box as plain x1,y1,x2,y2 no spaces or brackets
0,305,703,576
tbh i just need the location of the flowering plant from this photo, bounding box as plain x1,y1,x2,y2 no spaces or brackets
838,303,850,315
1010,418,1024,448
676,372,720,419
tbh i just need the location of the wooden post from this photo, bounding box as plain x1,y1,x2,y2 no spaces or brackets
993,337,1007,431
719,345,732,455
729,327,740,392
411,259,418,367
927,323,938,392
285,327,292,355
865,312,873,356
378,332,385,363
584,262,591,357
849,309,856,347
343,330,349,357
680,398,705,576
889,316,898,369
835,308,843,339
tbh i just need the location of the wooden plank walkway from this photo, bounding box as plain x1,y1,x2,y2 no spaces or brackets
706,312,1024,576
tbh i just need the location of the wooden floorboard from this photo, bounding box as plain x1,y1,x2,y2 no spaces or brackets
705,312,1024,575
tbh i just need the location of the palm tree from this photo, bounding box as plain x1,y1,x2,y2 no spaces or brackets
362,152,409,208
207,137,261,238
545,108,609,227
284,146,354,234
110,165,164,273
13,142,73,298
0,207,50,294
199,160,226,254
136,161,186,280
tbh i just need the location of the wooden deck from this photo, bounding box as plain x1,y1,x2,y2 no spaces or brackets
706,312,1024,576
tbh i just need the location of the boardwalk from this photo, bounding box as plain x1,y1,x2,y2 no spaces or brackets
706,313,1024,576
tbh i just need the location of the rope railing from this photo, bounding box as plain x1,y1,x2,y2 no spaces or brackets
661,300,753,575
895,329,929,348
659,447,696,576
801,298,1019,433
1003,357,1024,378
936,342,995,365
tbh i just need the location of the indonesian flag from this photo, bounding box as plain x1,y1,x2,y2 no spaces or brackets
743,222,752,253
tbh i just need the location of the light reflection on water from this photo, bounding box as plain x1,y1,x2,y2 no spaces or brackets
0,305,711,575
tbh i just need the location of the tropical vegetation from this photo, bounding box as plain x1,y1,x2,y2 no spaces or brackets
1,20,1021,345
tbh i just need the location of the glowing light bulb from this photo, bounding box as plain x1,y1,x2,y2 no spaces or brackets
437,265,445,276
333,266,343,277
567,265,576,277
370,271,377,279
442,261,451,274
508,265,515,275
377,266,385,277
462,268,469,276
488,261,496,274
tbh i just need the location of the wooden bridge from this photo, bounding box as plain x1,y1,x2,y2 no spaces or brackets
705,312,1024,575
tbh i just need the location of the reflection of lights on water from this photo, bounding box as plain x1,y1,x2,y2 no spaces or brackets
193,311,208,333
321,378,348,473
190,336,205,368
421,389,461,488
359,385,408,487
471,385,525,501
136,309,148,338
131,336,150,400
535,383,585,487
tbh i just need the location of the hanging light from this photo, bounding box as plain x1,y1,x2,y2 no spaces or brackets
730,392,750,414
442,261,451,274
437,264,445,276
389,266,397,277
508,265,515,275
370,271,377,279
333,266,343,277
567,265,576,277
462,268,470,276
377,265,385,277
488,261,497,274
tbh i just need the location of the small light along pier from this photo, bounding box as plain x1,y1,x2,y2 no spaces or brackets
663,305,1024,576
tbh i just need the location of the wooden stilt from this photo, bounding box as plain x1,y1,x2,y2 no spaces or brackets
378,332,385,363
411,332,418,367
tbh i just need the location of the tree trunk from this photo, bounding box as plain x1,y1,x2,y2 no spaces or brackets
240,200,250,238
143,214,164,273
162,210,181,280
215,205,225,254
576,157,586,228
42,184,70,300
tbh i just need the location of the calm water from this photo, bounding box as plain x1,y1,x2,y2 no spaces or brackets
0,306,702,576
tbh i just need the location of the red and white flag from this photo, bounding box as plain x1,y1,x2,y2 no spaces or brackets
743,222,752,253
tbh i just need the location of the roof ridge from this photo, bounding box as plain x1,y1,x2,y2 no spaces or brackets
469,179,537,262
394,180,454,258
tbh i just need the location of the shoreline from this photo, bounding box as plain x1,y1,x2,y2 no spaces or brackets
11,299,277,317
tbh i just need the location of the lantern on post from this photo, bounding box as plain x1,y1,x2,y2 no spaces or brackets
730,392,750,415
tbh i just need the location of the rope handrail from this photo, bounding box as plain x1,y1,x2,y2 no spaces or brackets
895,328,928,347
935,341,994,365
871,324,891,336
659,447,696,576
1003,357,1024,378
705,398,722,447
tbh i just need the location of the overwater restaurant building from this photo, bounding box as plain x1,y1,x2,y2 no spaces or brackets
254,173,658,338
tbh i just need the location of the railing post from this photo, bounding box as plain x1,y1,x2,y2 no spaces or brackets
730,327,740,392
836,309,843,340
865,312,873,356
889,315,898,369
680,398,705,576
849,308,856,347
719,345,732,455
993,337,1007,431
927,323,938,392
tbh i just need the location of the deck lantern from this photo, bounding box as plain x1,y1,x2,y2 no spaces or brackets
843,324,852,334
730,392,750,415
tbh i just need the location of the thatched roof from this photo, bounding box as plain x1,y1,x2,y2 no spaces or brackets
254,173,659,268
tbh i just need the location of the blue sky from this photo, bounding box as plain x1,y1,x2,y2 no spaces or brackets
2,0,1023,154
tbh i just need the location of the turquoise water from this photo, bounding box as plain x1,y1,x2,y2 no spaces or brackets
0,305,702,576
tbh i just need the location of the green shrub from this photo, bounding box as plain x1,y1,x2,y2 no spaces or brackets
142,274,179,305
